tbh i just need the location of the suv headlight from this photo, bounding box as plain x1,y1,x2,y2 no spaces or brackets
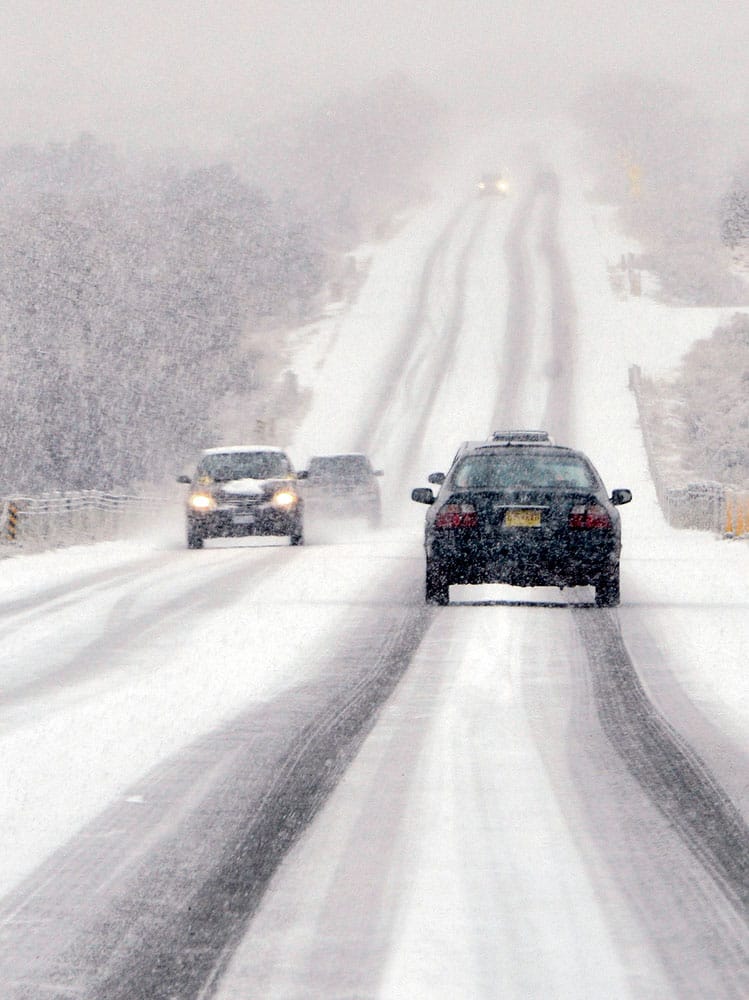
188,492,217,512
271,488,298,510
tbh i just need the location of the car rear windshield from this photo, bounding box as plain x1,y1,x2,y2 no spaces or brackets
308,456,372,482
451,453,596,490
198,452,291,481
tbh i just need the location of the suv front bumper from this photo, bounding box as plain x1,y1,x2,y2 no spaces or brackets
187,504,302,538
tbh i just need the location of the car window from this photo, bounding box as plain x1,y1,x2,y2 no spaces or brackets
198,452,291,481
308,456,372,482
451,454,595,489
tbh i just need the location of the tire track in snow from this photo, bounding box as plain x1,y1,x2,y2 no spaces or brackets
576,610,749,915
0,200,490,997
354,198,491,466
573,609,749,995
0,546,292,713
376,202,494,486
0,550,175,621
492,169,576,441
492,176,538,429
536,172,577,442
351,199,470,456
492,166,749,986
0,567,434,1000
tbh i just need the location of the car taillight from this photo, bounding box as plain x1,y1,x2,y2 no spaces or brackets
435,503,478,528
569,503,612,529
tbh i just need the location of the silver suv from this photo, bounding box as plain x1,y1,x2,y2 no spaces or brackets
178,446,304,548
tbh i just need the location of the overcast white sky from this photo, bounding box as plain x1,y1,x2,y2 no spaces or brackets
1,1,748,152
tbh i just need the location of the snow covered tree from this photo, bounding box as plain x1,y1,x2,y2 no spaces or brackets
0,137,327,492
721,185,749,248
677,313,749,485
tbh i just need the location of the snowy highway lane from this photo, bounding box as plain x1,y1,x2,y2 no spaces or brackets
0,532,432,998
1,146,749,998
216,603,749,1000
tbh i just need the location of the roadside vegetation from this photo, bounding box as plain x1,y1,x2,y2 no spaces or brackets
573,74,749,490
0,75,444,494
636,314,749,490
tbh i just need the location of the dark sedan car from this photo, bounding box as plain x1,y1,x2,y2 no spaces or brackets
178,446,304,548
411,435,631,606
298,453,383,527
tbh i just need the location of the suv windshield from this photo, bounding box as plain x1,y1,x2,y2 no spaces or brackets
308,455,372,483
198,452,291,481
451,453,595,490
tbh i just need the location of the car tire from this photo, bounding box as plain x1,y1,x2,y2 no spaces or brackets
187,526,204,549
595,566,620,607
425,559,449,605
289,522,304,546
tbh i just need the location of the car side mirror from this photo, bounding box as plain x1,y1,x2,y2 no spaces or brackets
611,488,632,506
412,487,435,505
177,474,191,484
427,472,445,485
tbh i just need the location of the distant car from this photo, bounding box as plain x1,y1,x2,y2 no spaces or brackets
411,433,631,606
177,446,303,548
477,173,509,196
298,453,383,527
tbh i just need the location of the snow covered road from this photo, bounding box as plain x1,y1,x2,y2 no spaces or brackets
0,139,748,999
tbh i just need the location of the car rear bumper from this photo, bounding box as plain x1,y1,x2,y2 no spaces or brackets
427,531,619,587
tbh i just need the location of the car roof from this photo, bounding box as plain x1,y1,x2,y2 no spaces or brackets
462,443,580,456
451,441,585,464
489,429,554,444
201,445,288,456
470,443,580,456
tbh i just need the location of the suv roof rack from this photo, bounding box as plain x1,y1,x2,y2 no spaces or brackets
489,430,555,444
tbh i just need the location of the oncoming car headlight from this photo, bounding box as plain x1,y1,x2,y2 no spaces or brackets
271,488,298,510
188,492,217,512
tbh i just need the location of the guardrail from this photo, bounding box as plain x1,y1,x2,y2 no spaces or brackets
661,481,749,538
665,482,725,532
629,365,748,538
1,491,172,555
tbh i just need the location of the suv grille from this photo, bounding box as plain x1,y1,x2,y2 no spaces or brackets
216,493,264,509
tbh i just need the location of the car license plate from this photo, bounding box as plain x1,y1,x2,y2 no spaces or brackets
504,508,541,527
233,514,255,525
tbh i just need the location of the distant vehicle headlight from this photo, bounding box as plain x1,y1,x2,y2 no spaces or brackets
271,489,298,509
188,493,216,511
